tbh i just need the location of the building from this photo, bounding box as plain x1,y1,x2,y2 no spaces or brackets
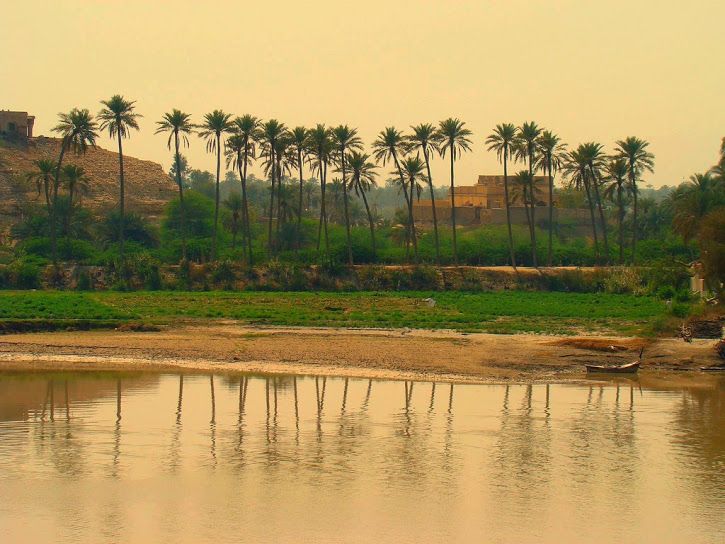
413,174,555,226
0,110,35,139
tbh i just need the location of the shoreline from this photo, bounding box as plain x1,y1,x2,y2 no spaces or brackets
0,322,719,384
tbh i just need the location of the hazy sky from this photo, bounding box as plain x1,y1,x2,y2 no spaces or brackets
3,0,723,187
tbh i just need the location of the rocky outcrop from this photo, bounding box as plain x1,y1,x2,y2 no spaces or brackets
0,136,177,236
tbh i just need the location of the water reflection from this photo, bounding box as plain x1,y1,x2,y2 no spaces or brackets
0,371,722,544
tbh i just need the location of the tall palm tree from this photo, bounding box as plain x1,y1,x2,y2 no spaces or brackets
225,134,250,260
373,127,415,261
331,125,363,265
615,137,654,264
580,142,610,262
155,109,194,260
407,124,441,262
26,159,56,211
60,164,90,233
486,124,519,268
514,122,541,267
669,172,724,243
400,156,427,258
563,146,600,261
603,157,629,264
511,170,539,262
437,118,472,264
347,151,379,258
273,134,293,243
536,131,566,266
232,115,259,265
307,125,333,257
224,191,243,249
257,119,287,256
98,95,141,262
51,108,98,265
290,126,309,253
198,110,234,260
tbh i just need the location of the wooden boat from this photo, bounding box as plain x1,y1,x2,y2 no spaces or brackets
586,360,640,374
700,365,725,372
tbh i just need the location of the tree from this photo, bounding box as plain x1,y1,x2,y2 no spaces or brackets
232,115,259,265
399,156,427,258
331,125,363,265
580,142,610,262
347,151,379,258
669,173,724,243
156,109,194,260
51,108,98,265
373,127,415,261
224,191,243,249
536,131,566,266
511,170,540,262
615,137,654,264
98,95,141,262
514,122,541,267
258,119,288,256
198,110,234,260
563,146,600,262
603,158,629,264
60,164,90,231
407,124,441,262
290,126,309,253
307,125,334,257
436,118,472,264
486,123,518,268
26,159,56,211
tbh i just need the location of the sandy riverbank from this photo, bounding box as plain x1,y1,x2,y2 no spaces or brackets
0,322,720,383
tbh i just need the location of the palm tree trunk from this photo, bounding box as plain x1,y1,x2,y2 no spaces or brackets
242,143,253,267
267,146,276,257
583,176,600,262
630,166,638,265
392,153,412,262
407,176,419,263
590,166,610,263
212,133,221,261
521,185,535,266
51,143,68,266
174,132,187,261
547,160,554,266
502,150,516,268
617,179,624,264
117,132,126,262
341,152,353,265
296,149,304,254
358,178,376,259
527,154,538,268
423,147,440,263
449,152,458,264
275,159,283,244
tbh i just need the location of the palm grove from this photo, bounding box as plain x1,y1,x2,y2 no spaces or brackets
9,96,725,290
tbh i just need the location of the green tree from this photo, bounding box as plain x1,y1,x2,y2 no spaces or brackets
563,145,601,262
156,109,194,260
60,164,90,232
436,118,472,264
399,156,427,259
98,95,141,262
373,127,415,261
258,119,288,256
603,157,630,263
51,108,98,265
26,159,56,211
290,126,309,253
580,142,610,262
514,122,541,267
536,131,566,266
307,125,334,257
615,137,655,264
669,173,725,243
486,123,518,268
332,125,363,265
198,110,234,259
407,124,441,262
232,115,259,265
347,151,379,258
224,191,243,249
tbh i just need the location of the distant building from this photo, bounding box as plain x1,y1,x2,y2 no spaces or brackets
0,110,35,139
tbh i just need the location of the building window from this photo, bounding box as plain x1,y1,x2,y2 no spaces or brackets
8,122,16,133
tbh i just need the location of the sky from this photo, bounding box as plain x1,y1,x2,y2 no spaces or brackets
2,0,723,188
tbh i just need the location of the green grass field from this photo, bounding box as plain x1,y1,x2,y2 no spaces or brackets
0,290,673,336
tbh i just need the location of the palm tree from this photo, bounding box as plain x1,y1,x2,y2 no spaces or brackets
26,159,56,211
347,151,379,258
290,126,309,253
307,125,333,257
563,146,600,261
331,125,363,265
51,108,98,265
257,119,287,256
536,131,566,266
155,109,194,260
60,164,90,233
407,124,441,262
486,124,519,268
224,191,243,249
512,170,538,262
98,95,141,262
225,134,250,258
615,137,654,264
400,156,427,257
437,118,472,264
580,142,610,262
436,117,472,264
669,172,724,243
373,127,415,261
232,114,259,265
514,122,541,267
603,158,629,263
198,110,234,260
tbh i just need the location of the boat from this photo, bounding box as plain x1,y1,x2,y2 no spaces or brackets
700,365,725,372
585,360,641,374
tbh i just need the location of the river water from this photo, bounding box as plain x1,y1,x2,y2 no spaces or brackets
0,371,722,543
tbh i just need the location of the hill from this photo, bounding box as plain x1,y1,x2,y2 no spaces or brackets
0,136,177,239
